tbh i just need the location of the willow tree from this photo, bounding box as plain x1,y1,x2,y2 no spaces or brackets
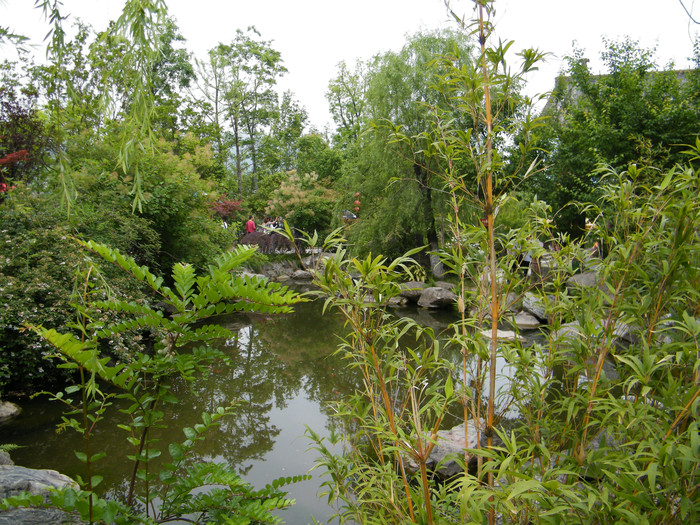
335,28,475,270
29,0,170,213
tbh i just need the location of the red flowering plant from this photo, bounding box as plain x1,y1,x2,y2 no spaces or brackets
0,149,29,165
209,198,242,222
0,149,28,197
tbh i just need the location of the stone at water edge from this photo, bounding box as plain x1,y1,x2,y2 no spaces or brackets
566,271,599,290
417,287,458,309
479,328,524,342
433,281,455,291
0,401,21,422
507,312,541,330
291,269,313,281
0,465,81,525
398,281,427,302
522,292,548,322
406,421,487,479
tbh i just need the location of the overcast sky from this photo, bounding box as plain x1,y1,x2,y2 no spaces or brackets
2,0,698,130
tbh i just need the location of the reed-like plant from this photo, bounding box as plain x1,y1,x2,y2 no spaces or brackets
309,2,699,524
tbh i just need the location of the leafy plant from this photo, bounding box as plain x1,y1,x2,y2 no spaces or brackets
307,2,699,524
2,240,308,523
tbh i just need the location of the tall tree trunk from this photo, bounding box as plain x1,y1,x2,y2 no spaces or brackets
414,163,444,279
234,119,242,198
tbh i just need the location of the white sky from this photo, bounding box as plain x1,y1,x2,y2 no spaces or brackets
2,0,698,130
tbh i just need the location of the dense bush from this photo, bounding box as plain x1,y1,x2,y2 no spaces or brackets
0,186,156,395
265,171,338,237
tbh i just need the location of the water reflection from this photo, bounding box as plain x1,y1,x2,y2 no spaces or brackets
1,300,353,524
0,298,546,523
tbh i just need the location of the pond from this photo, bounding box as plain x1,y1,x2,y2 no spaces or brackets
0,296,534,523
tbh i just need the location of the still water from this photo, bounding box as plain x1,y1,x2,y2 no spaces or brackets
1,297,522,523
0,298,462,524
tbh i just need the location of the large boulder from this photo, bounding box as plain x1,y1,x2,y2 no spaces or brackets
0,465,81,524
433,281,455,291
502,292,522,313
0,451,12,466
550,321,620,382
566,270,599,290
291,269,314,281
417,287,458,309
507,312,541,331
479,328,524,343
399,281,427,302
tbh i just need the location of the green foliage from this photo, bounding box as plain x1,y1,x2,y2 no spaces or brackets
265,171,338,237
296,133,342,183
335,28,499,261
310,143,700,525
309,3,699,524
0,190,155,395
2,240,306,523
311,247,452,524
531,36,700,236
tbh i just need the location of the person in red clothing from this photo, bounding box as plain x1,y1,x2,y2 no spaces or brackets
246,215,256,233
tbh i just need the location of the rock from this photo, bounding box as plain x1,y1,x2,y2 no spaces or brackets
386,296,408,307
551,321,583,344
399,281,427,302
0,465,81,525
291,269,313,281
502,292,522,313
417,287,458,309
240,270,268,281
551,321,620,382
0,401,21,422
0,451,13,466
478,265,507,289
358,294,407,307
507,312,541,331
479,329,524,342
406,421,487,479
566,271,599,289
522,292,548,322
433,281,454,291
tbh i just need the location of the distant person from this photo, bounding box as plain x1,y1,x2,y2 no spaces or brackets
246,215,256,234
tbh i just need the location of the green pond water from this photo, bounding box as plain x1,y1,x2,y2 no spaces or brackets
1,297,526,523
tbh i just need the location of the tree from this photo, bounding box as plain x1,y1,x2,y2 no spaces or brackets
200,27,287,198
531,37,700,235
0,60,53,186
326,59,368,148
190,47,231,184
259,90,309,174
296,133,342,183
265,170,337,235
335,29,475,268
149,17,195,140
